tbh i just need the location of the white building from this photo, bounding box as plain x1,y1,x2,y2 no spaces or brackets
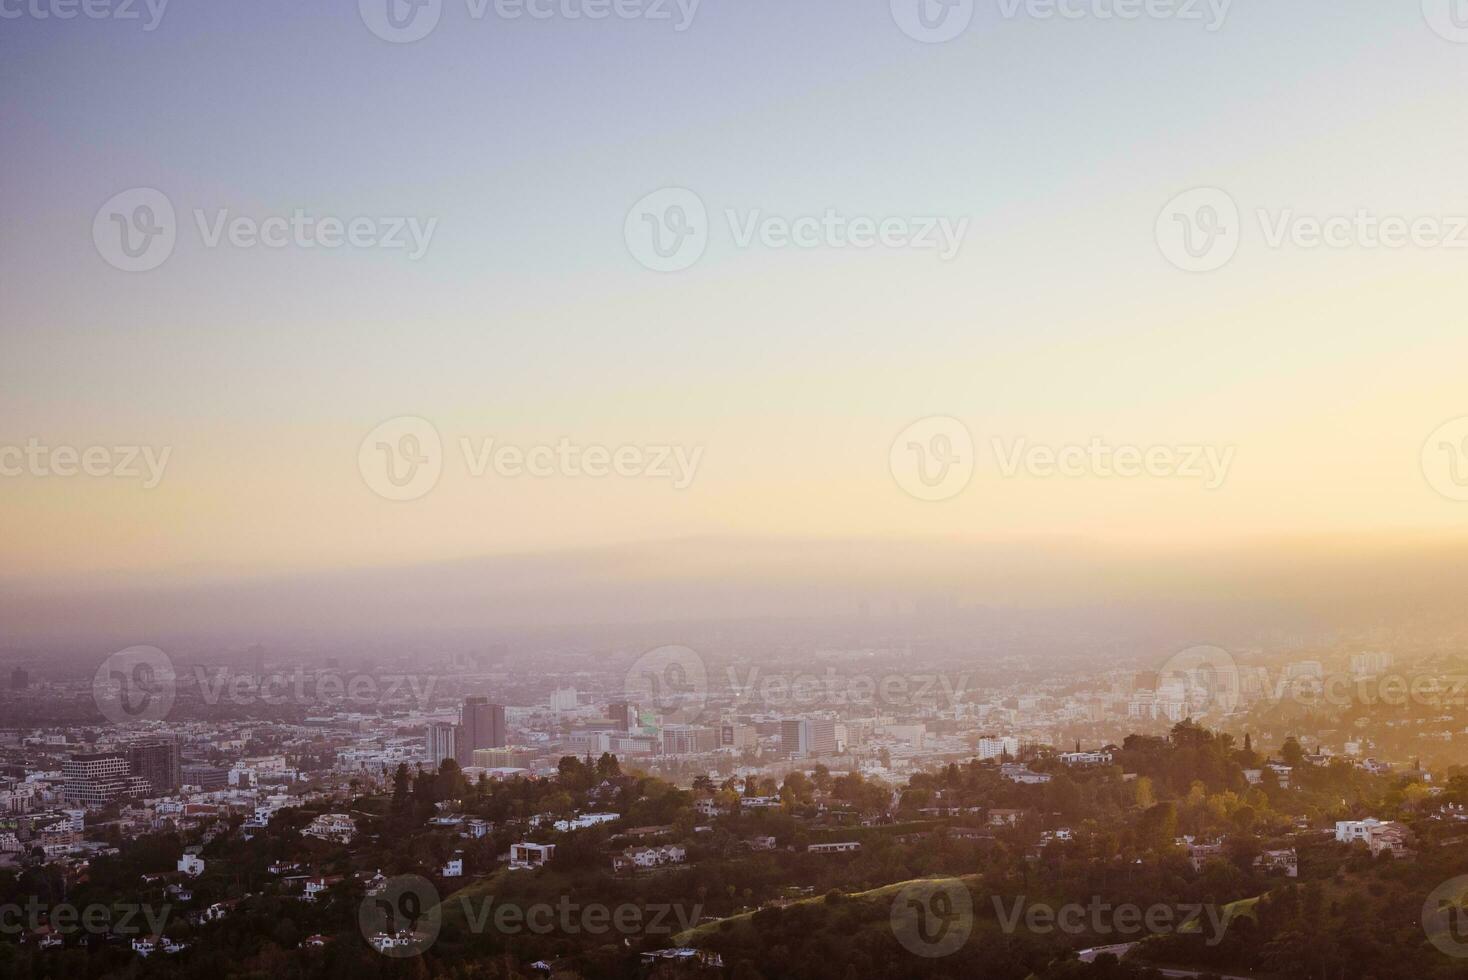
977,736,1020,761
614,844,687,870
509,842,555,870
1336,818,1383,843
177,851,205,877
547,811,619,832
303,812,357,843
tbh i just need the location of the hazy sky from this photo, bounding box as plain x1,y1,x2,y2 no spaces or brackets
3,0,1468,588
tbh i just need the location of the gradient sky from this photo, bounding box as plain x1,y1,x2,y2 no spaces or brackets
3,0,1468,585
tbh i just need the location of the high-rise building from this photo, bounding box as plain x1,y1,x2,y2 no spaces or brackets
781,718,837,759
63,753,149,808
426,722,458,767
9,668,28,690
550,688,579,712
661,725,718,755
720,722,756,750
125,738,181,795
609,701,634,732
977,736,1019,761
457,698,507,764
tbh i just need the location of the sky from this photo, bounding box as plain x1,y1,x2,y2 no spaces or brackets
3,0,1468,605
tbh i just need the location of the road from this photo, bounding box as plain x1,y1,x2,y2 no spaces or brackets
1076,943,1255,979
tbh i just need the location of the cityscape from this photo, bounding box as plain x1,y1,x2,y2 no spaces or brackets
7,1,1468,978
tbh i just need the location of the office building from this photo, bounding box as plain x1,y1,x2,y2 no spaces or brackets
781,718,837,759
457,697,507,764
63,753,150,808
181,764,229,791
661,725,718,755
125,738,181,795
720,723,757,750
977,736,1020,761
426,722,458,767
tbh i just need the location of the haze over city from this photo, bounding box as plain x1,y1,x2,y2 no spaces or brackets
4,2,1468,979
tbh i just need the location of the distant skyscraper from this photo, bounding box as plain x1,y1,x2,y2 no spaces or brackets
610,701,634,731
457,697,507,764
9,668,28,690
781,718,836,759
977,736,1019,761
661,725,719,755
125,738,181,794
550,688,578,712
427,721,458,767
720,722,756,749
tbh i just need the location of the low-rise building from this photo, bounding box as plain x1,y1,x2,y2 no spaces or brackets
509,842,555,870
1255,848,1299,876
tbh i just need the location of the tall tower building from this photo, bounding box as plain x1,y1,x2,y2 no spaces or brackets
125,738,181,794
427,721,458,767
782,718,836,759
457,697,507,764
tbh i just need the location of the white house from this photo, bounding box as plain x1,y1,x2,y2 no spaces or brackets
1336,818,1383,843
614,844,687,871
367,932,418,953
548,811,619,832
808,841,861,854
509,842,555,870
301,875,342,902
441,853,464,877
303,812,356,844
177,851,205,877
133,935,188,956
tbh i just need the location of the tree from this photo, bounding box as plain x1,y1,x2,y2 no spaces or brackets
390,763,412,818
1134,776,1156,809
1136,801,1178,851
